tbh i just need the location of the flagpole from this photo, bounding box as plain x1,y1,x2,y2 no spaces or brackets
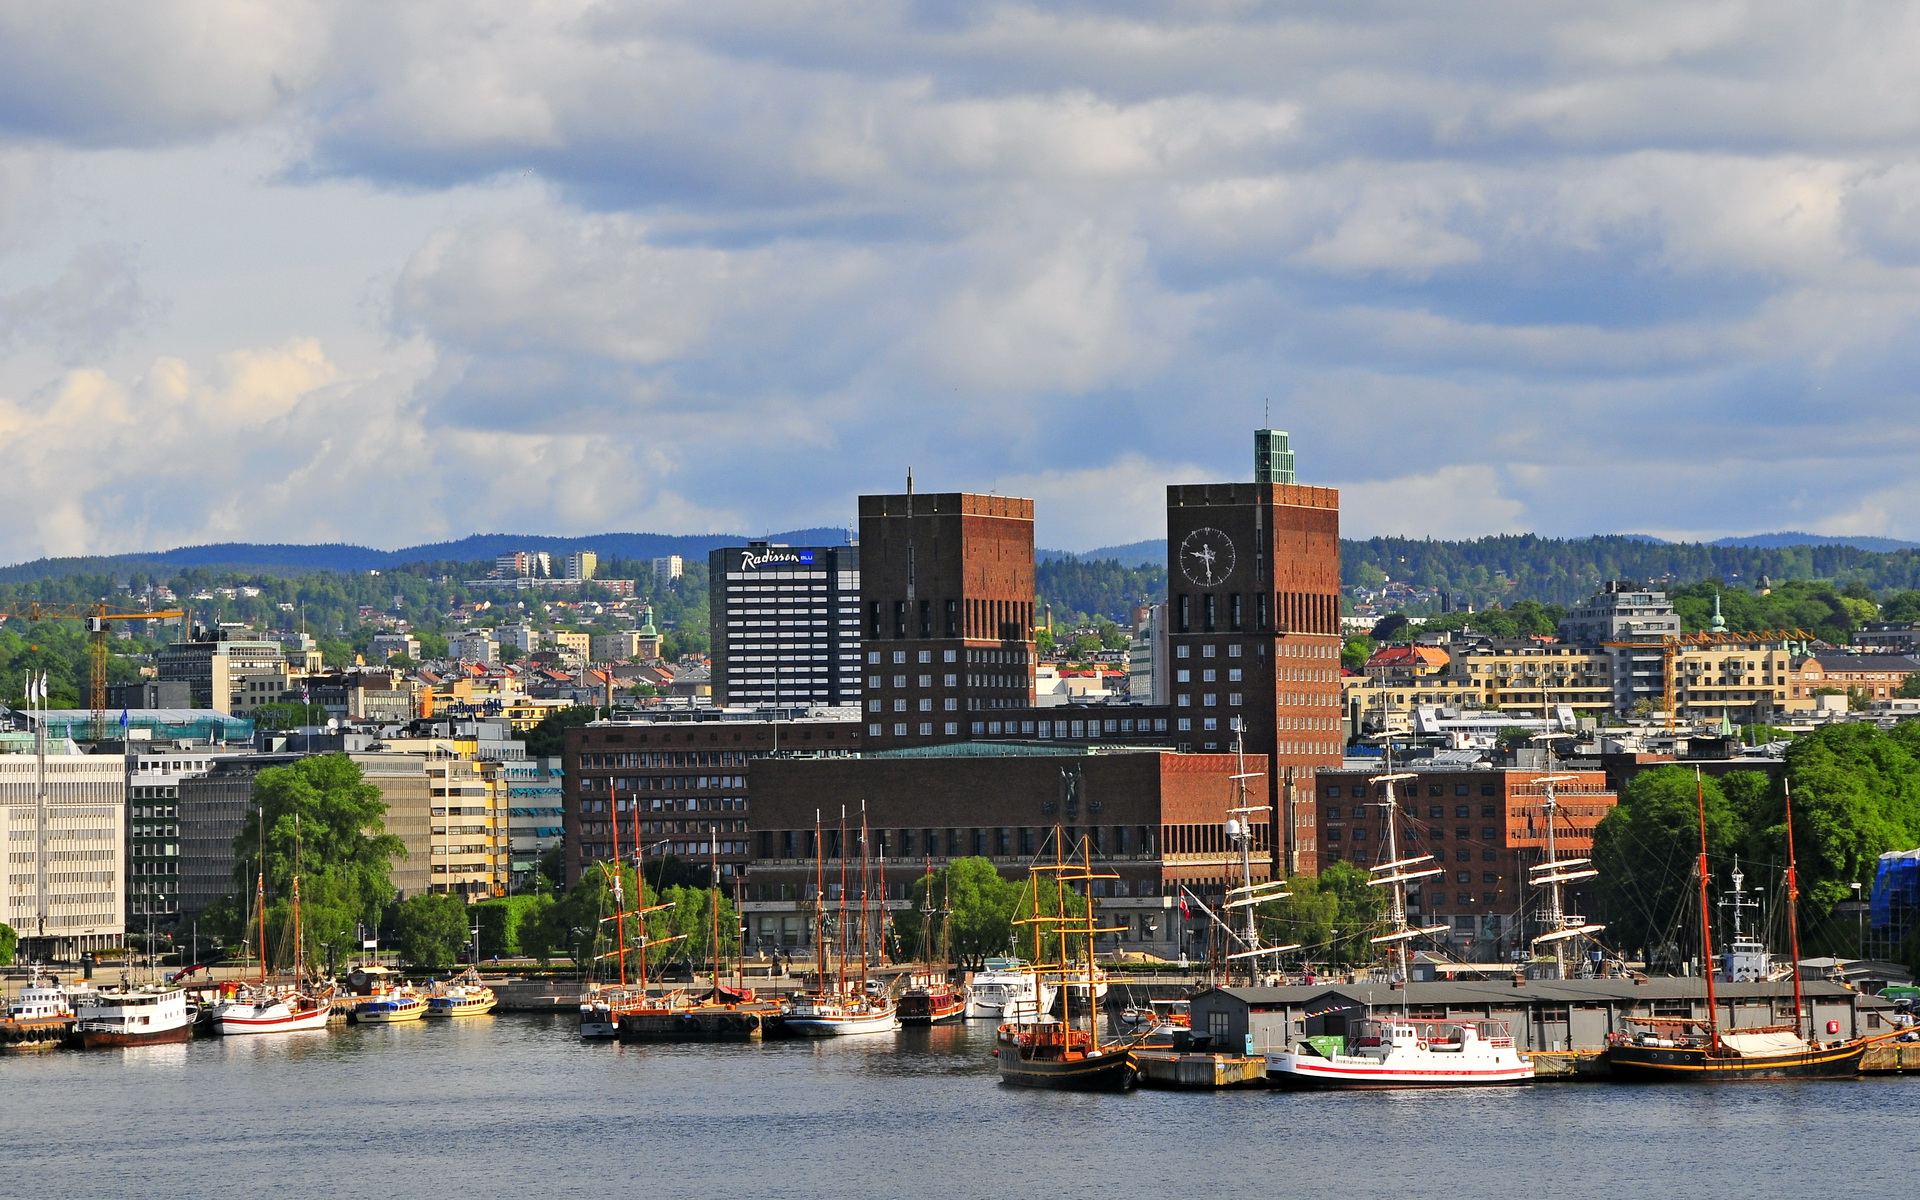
35,671,49,949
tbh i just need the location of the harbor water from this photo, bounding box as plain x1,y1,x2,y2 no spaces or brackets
7,1016,1914,1199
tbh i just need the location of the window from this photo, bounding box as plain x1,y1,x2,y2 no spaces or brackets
893,699,907,712
1483,872,1499,884
1352,828,1367,841
1483,850,1499,862
918,699,932,711
944,650,957,662
1176,669,1191,683
893,723,907,736
1326,787,1342,799
868,724,883,735
1203,645,1217,658
919,723,933,736
1455,805,1470,818
1202,694,1217,707
1482,828,1499,840
1480,783,1497,797
893,651,906,664
1326,828,1342,842
1177,718,1192,731
944,674,957,686
1455,850,1470,862
918,674,932,687
1176,645,1191,659
943,722,958,735
1456,828,1471,840
1228,644,1243,658
918,650,932,663
1228,669,1242,682
893,674,907,688
1177,694,1192,707
944,698,957,711
1457,871,1471,883
1428,805,1444,819
1455,784,1469,796
1326,806,1342,819
867,700,881,713
1228,693,1243,706
1481,804,1497,818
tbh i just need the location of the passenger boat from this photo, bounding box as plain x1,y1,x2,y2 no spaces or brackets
783,806,898,1037
996,831,1137,1090
74,985,195,1048
1268,1017,1532,1088
425,970,497,1017
1,968,77,1051
354,992,428,1024
1604,777,1870,1081
966,958,1054,1021
1267,767,1529,1088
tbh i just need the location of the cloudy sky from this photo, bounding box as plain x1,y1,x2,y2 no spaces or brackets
4,1,1920,562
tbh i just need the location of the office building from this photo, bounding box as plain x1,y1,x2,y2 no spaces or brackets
1166,429,1344,874
156,632,289,715
1314,764,1616,961
178,753,301,919
1560,583,1682,645
0,752,126,957
448,631,497,664
562,706,862,887
589,630,644,663
1127,603,1169,706
504,755,565,886
858,487,1037,747
565,551,598,581
743,746,1265,960
708,542,863,707
652,555,684,580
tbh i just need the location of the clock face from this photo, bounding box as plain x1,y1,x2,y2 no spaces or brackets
1179,527,1237,587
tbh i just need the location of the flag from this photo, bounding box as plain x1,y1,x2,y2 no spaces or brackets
1178,895,1190,920
119,708,129,728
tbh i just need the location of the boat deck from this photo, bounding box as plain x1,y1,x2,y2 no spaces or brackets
1133,1050,1268,1089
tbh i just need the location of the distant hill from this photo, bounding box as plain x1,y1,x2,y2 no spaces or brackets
0,528,854,584
1709,532,1920,552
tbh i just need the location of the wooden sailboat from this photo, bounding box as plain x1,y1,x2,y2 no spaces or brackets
621,833,776,1040
785,806,898,1036
213,812,332,1036
586,793,685,1039
1265,768,1530,1088
1606,776,1869,1081
996,829,1136,1090
900,863,968,1024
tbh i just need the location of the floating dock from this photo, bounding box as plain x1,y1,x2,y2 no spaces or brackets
1133,1049,1268,1089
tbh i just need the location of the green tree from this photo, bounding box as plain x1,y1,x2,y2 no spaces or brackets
231,755,406,970
524,705,599,757
395,893,470,969
1774,723,1920,922
908,857,1022,967
1592,767,1745,963
0,921,15,966
1899,673,1920,700
474,894,551,958
1255,862,1388,966
1341,635,1375,672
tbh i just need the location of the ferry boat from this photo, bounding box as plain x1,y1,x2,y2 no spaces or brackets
74,985,195,1048
213,984,333,1035
0,969,77,1051
425,971,497,1017
966,958,1054,1020
354,992,428,1024
1267,1017,1532,1088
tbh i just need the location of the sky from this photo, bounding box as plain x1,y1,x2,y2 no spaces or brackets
5,1,1920,563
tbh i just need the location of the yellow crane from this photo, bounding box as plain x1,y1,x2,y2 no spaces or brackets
1604,627,1815,729
1,603,188,738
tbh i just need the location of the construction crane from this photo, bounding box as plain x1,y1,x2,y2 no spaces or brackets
1604,628,1816,729
0,603,188,739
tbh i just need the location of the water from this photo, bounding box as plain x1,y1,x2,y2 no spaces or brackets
7,1017,1913,1199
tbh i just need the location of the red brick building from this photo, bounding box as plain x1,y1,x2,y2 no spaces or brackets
858,489,1037,748
1166,474,1344,877
1313,764,1617,962
744,746,1267,960
563,711,863,887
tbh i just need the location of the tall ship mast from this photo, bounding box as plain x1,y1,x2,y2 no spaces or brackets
784,805,897,1036
1526,774,1604,980
1605,773,1870,1080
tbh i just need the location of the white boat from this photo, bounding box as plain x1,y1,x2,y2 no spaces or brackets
213,987,333,1036
1267,1017,1532,1088
966,958,1055,1020
354,992,427,1024
74,985,195,1048
782,993,900,1036
1,967,77,1050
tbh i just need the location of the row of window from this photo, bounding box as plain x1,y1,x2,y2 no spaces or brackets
582,751,752,767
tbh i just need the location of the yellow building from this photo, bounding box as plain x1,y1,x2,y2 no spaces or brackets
549,631,592,659
1670,644,1798,722
1449,643,1614,716
428,758,506,898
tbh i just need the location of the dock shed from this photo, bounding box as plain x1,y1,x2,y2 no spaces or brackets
1188,978,1897,1055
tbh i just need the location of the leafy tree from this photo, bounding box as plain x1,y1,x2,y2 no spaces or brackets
0,921,15,966
1883,591,1920,623
231,755,406,970
1341,635,1375,672
1592,767,1745,964
1774,723,1920,920
1254,862,1389,966
474,894,551,957
1035,627,1056,656
395,893,470,969
415,630,450,659
904,857,1022,967
1899,673,1920,700
524,705,599,757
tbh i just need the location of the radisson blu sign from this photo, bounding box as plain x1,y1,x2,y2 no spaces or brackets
741,548,816,570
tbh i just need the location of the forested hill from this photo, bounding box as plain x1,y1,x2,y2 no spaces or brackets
1340,535,1920,609
1037,534,1920,624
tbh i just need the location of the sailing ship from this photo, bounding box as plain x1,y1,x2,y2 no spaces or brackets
582,790,685,1039
0,967,77,1051
211,818,333,1036
996,832,1137,1090
899,866,968,1025
618,837,775,1041
1605,776,1870,1081
784,807,898,1036
1266,768,1531,1088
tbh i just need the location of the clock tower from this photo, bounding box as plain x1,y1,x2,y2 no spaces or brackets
1166,429,1343,876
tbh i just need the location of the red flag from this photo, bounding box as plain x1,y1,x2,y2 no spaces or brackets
1179,895,1190,919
